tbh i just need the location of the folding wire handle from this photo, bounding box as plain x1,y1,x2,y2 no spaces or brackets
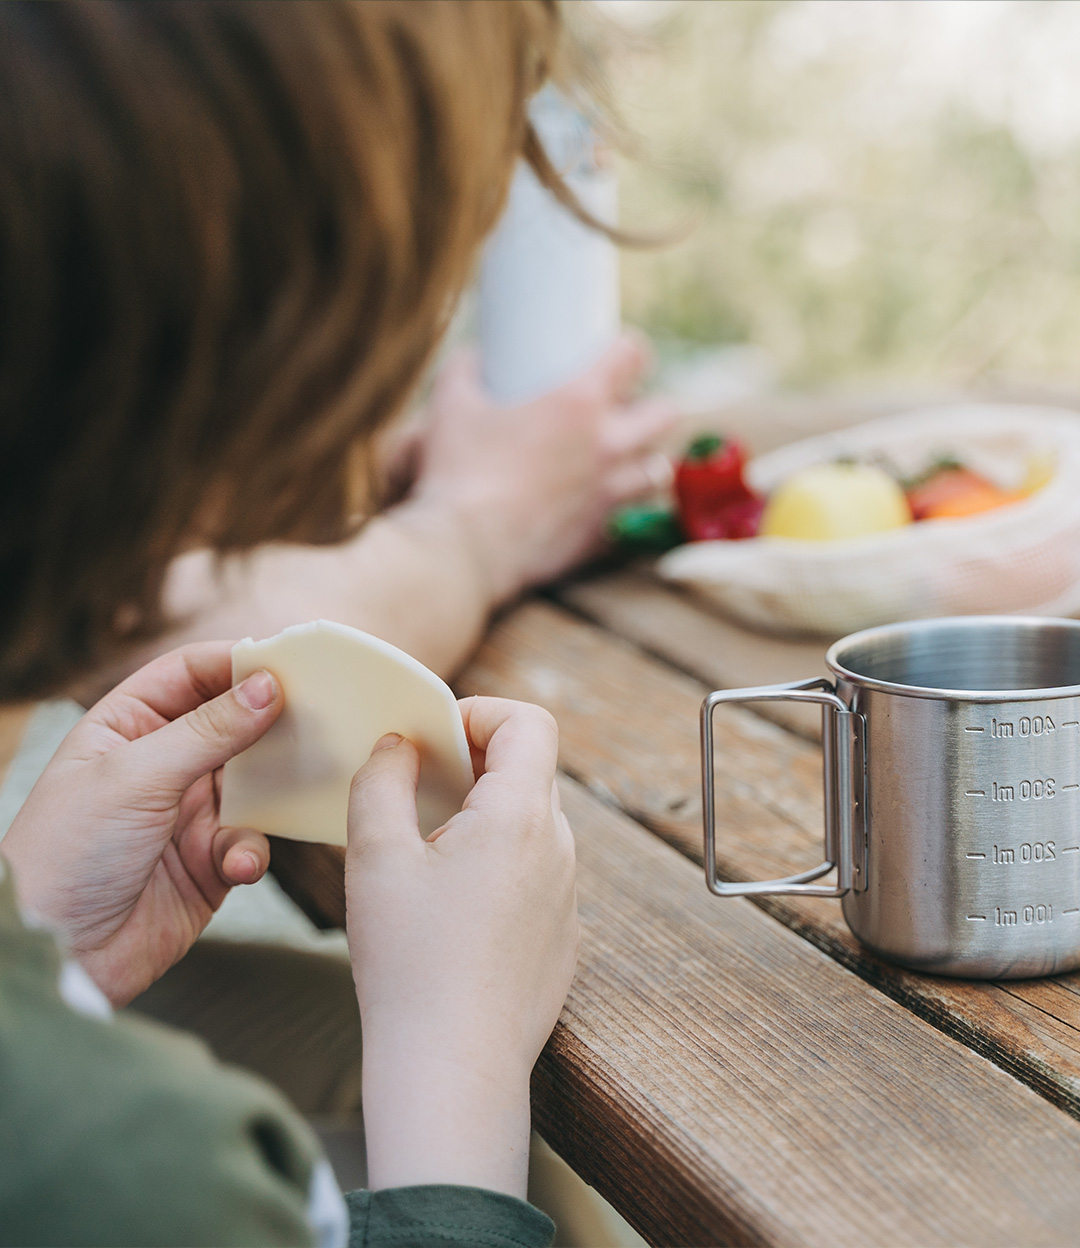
701,678,863,898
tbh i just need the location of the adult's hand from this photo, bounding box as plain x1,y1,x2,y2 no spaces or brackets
406,332,678,607
346,696,579,1199
2,643,283,1006
78,333,676,700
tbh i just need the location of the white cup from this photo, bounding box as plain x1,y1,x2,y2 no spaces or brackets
479,88,620,405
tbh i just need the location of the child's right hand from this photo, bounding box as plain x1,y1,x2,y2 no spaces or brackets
345,696,578,1199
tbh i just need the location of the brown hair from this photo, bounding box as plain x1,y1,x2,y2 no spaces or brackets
0,0,559,700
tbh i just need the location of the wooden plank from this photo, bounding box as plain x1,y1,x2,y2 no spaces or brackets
262,770,1080,1246
555,568,834,740
668,379,1080,460
543,775,1080,1247
672,386,962,457
268,838,346,930
553,575,1080,1101
459,598,1080,1119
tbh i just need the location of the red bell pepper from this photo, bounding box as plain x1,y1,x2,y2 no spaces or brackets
674,433,763,541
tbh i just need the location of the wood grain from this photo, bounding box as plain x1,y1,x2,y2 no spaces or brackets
555,568,834,740
669,385,962,457
268,838,346,930
664,378,1080,460
548,777,1080,1247
258,766,1080,1246
459,598,1080,1120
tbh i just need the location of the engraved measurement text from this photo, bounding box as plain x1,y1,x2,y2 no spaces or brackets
992,841,1057,864
995,904,1053,925
990,778,1056,801
991,715,1056,738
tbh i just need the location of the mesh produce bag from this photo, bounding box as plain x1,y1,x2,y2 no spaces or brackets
659,404,1080,637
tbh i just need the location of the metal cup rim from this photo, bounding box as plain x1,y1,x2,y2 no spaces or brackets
826,614,1080,703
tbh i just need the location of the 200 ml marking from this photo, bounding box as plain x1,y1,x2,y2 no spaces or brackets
991,841,1057,864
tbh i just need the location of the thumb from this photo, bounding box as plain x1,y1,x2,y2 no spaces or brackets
348,734,423,861
120,670,283,799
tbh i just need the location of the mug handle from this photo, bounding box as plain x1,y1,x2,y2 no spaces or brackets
701,677,864,898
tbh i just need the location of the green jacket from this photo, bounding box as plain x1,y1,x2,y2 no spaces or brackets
0,857,554,1248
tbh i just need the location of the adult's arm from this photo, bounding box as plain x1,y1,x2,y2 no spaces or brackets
70,336,675,702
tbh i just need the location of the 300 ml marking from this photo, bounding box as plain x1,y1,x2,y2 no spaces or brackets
989,778,1056,802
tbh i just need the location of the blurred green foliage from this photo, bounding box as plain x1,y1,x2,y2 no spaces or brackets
590,0,1080,388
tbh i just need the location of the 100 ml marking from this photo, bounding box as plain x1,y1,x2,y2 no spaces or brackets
995,904,1053,925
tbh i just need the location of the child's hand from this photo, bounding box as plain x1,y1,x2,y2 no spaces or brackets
2,643,282,1006
346,696,578,1199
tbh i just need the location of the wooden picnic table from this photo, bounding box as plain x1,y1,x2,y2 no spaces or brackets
264,558,1080,1247
9,384,1080,1246
268,383,1080,1247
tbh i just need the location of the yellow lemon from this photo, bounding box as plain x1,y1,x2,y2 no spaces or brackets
760,461,912,541
1021,450,1056,495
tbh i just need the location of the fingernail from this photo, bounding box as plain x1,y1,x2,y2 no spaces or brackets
238,851,260,881
372,732,404,753
236,670,277,711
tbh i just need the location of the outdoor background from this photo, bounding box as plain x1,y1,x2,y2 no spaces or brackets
588,0,1080,394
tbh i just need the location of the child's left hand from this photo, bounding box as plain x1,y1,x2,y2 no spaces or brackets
2,642,283,1006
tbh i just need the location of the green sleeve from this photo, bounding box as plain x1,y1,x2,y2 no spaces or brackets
345,1186,554,1248
0,854,554,1248
0,858,322,1248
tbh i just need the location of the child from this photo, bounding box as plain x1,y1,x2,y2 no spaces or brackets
0,2,671,1243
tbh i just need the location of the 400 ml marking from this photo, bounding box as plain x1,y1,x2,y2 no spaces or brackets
967,716,1066,737
993,715,1056,738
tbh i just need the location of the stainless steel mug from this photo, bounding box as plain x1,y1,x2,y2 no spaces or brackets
702,616,1080,978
